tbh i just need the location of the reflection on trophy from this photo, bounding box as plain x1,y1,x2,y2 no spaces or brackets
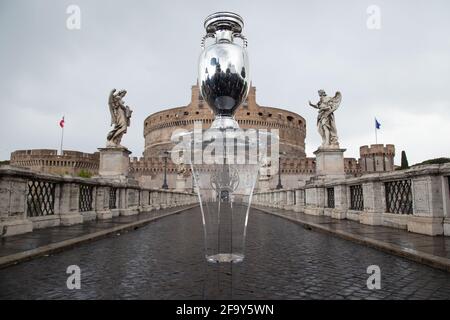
198,12,250,119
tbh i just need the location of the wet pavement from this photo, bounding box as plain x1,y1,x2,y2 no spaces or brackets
0,205,196,266
254,205,450,268
1,207,450,299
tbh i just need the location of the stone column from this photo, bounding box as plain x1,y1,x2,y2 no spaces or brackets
408,175,444,235
160,191,168,209
0,173,33,236
359,181,384,225
153,191,161,210
442,173,450,236
284,190,294,210
96,185,112,220
279,191,287,209
120,188,139,216
293,189,305,213
332,184,347,219
141,190,152,212
59,183,83,226
304,186,325,216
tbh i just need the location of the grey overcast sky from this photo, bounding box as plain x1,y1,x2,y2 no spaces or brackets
1,0,449,164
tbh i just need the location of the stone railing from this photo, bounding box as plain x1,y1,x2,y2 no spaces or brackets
254,163,450,236
0,166,198,237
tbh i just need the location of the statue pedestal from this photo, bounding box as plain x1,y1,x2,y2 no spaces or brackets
175,175,186,192
258,177,270,192
314,147,346,180
98,147,131,179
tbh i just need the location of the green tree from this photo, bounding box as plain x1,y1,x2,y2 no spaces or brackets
414,157,450,166
78,169,92,178
400,150,409,169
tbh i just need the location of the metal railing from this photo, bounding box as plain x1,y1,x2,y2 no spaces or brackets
349,185,364,211
27,179,56,217
327,187,335,208
385,179,413,214
79,184,93,212
109,187,117,209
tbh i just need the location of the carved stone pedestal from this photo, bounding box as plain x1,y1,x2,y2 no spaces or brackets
314,147,346,180
175,176,187,192
98,147,131,179
258,177,270,192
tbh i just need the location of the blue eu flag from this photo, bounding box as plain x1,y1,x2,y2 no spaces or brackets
375,118,381,129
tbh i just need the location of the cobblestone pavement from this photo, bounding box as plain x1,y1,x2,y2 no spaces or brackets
1,207,450,300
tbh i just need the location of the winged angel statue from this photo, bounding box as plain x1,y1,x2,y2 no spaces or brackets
107,89,133,148
308,90,342,148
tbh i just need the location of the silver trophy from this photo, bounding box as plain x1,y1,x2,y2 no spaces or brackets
189,12,271,264
198,12,250,123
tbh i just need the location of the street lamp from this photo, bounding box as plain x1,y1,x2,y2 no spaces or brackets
161,151,169,189
191,169,195,194
276,152,286,190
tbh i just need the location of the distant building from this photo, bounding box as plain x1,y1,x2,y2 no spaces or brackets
129,85,396,189
10,149,99,176
359,144,396,172
8,85,395,188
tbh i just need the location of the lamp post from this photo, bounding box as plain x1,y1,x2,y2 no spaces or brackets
276,152,285,190
161,151,169,189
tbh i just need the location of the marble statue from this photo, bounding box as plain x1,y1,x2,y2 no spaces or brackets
176,162,188,177
309,90,342,148
107,89,133,148
259,155,272,178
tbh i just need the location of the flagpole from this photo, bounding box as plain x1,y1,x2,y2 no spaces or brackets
375,117,378,144
60,117,64,156
375,118,378,144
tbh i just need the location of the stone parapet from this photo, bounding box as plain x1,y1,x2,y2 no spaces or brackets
0,166,198,237
253,163,450,236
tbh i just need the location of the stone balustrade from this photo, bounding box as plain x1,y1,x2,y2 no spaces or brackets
254,163,450,236
0,166,198,237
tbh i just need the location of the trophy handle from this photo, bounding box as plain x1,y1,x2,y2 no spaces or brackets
201,33,216,49
233,33,248,48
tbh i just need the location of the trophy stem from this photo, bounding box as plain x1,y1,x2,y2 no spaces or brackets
211,115,240,130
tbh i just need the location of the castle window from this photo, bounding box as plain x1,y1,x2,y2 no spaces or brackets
268,113,272,117
184,111,189,116
196,111,199,115
258,112,263,116
247,112,250,116
287,116,293,122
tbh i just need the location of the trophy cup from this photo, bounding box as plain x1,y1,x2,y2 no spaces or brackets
198,12,250,127
186,12,277,263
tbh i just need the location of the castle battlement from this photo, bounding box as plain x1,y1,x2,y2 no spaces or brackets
10,149,99,176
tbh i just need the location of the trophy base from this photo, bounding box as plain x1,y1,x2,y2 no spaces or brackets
206,253,244,264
